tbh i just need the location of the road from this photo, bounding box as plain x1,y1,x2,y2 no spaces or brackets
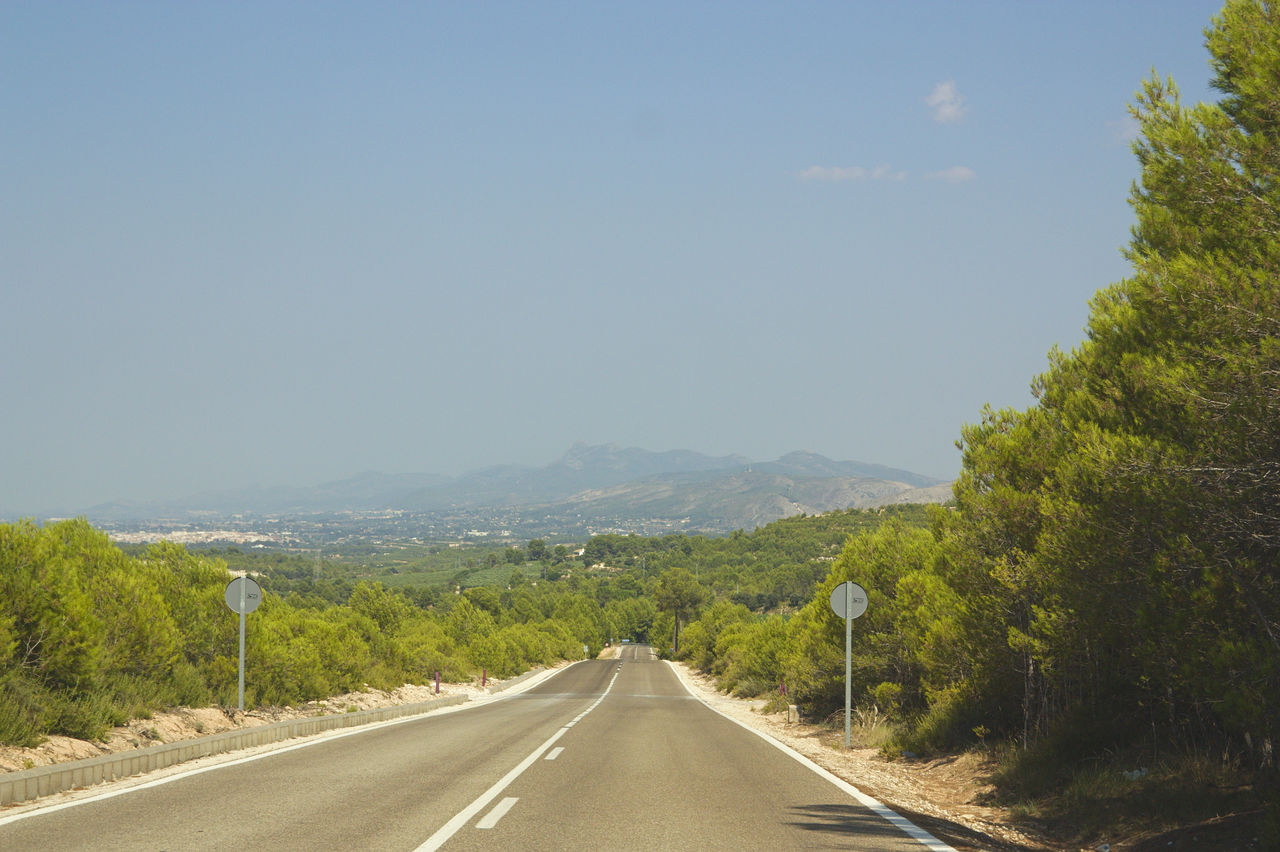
0,645,949,850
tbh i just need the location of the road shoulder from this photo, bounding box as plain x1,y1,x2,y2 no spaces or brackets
668,661,1055,852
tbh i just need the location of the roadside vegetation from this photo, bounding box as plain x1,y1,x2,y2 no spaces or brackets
0,503,910,745
0,519,620,747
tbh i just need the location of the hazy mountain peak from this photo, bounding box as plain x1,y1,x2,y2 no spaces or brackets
72,443,947,531
559,441,626,470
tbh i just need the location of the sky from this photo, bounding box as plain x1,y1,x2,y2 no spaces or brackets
2,0,1229,516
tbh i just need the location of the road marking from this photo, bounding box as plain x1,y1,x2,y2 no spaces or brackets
414,664,623,851
665,662,957,852
545,747,565,760
476,797,519,829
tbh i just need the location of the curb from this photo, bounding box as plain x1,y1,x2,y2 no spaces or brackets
665,661,956,852
482,666,546,694
1,667,555,807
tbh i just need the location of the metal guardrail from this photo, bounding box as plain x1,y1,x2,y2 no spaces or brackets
0,667,547,806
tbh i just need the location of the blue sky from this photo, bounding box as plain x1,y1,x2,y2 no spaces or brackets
2,1,1227,515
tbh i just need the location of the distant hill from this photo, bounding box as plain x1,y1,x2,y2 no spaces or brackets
79,443,952,533
550,467,945,532
395,442,750,511
754,450,940,488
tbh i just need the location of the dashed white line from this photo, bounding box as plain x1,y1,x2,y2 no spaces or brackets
414,665,623,851
545,747,565,761
476,797,519,829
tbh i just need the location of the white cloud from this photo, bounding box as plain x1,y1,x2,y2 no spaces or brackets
799,165,906,182
869,165,907,181
926,166,976,183
926,81,967,123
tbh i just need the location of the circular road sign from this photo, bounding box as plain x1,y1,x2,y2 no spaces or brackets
225,576,263,614
829,581,868,620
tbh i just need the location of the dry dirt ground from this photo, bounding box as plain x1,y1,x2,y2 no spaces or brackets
0,678,493,774
0,654,1125,851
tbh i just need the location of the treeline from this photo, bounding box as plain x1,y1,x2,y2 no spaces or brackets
0,519,645,747
579,504,931,612
677,0,1278,801
675,518,957,718
198,504,929,614
0,501,928,748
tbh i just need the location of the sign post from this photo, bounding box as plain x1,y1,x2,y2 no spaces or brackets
829,581,868,748
224,576,262,712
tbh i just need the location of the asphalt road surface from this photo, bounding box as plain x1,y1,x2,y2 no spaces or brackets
0,645,950,851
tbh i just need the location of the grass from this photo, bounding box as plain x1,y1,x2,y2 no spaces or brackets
819,705,897,750
992,740,1273,848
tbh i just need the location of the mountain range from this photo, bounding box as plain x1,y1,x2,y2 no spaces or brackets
81,443,953,534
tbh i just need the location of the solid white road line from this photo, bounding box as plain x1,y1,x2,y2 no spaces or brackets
665,661,957,852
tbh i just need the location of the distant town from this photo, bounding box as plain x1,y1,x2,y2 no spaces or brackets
96,508,704,550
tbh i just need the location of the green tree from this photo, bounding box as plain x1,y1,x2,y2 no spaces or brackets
603,596,655,643
348,582,413,633
778,521,949,720
653,567,708,653
677,599,752,673
1032,0,1280,756
939,0,1280,762
0,520,104,692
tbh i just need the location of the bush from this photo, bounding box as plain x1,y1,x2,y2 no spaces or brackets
894,684,987,756
0,679,45,747
44,690,120,742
